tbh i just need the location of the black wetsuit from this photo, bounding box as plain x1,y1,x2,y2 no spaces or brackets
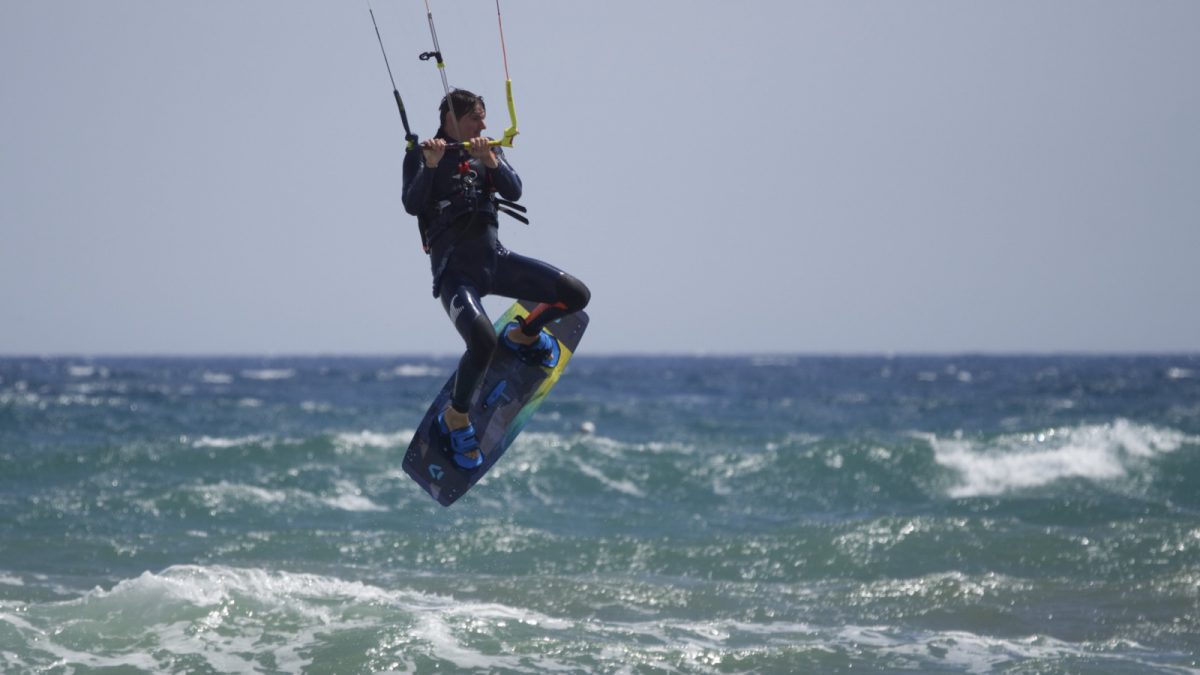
402,130,590,413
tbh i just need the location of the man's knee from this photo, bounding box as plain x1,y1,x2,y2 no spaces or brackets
557,274,590,312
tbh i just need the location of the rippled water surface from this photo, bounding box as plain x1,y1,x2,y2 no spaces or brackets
2,356,1198,673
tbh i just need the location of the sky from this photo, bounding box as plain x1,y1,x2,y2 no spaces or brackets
3,1,1198,355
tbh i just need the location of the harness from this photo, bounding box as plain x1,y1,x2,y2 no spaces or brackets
420,148,529,297
420,149,527,253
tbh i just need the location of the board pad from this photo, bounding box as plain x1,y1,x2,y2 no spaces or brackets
403,300,589,506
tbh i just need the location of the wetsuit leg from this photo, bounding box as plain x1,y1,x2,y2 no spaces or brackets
491,248,590,335
439,281,498,412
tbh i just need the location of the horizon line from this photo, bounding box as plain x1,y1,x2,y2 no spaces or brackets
2,351,1198,360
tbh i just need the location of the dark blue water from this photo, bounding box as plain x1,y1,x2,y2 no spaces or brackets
2,355,1198,673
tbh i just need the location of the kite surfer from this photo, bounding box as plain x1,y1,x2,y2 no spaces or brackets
401,89,590,470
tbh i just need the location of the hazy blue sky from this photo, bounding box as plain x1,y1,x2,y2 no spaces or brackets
3,1,1198,355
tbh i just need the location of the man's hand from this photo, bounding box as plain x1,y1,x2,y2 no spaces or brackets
421,138,447,168
466,137,498,169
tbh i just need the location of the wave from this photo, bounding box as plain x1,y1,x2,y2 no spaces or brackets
491,419,1199,521
923,419,1197,498
191,434,273,449
0,565,388,672
333,430,412,452
13,416,1194,533
380,364,445,379
0,565,572,673
2,565,1191,674
183,479,388,514
189,429,412,454
199,371,234,384
238,368,296,381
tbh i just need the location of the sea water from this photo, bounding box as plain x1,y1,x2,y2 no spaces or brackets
1,355,1198,673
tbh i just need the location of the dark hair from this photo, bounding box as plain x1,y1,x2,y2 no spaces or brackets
439,89,485,123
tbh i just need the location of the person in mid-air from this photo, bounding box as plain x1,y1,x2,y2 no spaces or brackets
401,89,590,471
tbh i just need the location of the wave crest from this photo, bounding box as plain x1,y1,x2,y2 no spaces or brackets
925,419,1194,498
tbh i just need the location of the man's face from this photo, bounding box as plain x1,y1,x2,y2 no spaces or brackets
448,104,487,141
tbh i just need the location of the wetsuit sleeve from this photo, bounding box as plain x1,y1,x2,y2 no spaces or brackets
490,147,522,202
402,148,434,216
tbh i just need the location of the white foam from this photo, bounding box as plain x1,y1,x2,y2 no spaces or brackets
405,598,574,672
836,624,1167,675
200,371,234,384
239,368,295,381
190,481,289,510
322,480,388,512
334,430,411,452
64,566,402,625
926,419,1193,498
322,492,387,512
596,615,1172,674
572,457,646,498
706,451,772,497
0,572,24,587
384,364,443,378
300,396,333,413
192,434,269,449
124,567,567,671
67,365,95,378
187,479,389,514
8,565,404,672
0,610,39,634
750,356,798,367
0,390,40,407
549,432,694,458
3,564,1184,673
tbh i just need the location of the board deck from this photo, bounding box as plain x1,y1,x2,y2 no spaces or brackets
403,300,589,506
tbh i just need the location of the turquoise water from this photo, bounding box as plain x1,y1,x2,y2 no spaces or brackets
2,356,1199,673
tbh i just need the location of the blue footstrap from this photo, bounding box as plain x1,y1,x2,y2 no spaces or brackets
437,411,484,470
500,321,561,368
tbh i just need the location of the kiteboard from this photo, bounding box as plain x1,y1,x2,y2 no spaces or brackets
403,300,589,506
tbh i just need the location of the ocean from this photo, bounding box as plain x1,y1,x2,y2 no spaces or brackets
1,355,1198,674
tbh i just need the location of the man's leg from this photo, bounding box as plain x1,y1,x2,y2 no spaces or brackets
491,248,590,342
438,282,496,466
